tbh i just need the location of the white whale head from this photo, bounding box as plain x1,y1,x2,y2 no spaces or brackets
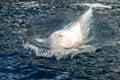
48,28,83,51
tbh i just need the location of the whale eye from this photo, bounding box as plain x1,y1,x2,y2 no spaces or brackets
58,34,63,37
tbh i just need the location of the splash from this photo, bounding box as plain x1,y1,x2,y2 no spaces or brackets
74,3,112,9
23,3,112,60
23,42,96,60
35,3,111,50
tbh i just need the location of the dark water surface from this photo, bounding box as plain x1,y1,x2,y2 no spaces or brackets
0,0,120,80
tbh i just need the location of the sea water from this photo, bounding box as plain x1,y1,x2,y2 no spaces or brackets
0,0,120,79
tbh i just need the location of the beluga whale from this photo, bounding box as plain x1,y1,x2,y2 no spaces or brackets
35,3,111,51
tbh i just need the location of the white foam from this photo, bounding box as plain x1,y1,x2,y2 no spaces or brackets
74,3,112,9
23,42,40,55
23,42,96,60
